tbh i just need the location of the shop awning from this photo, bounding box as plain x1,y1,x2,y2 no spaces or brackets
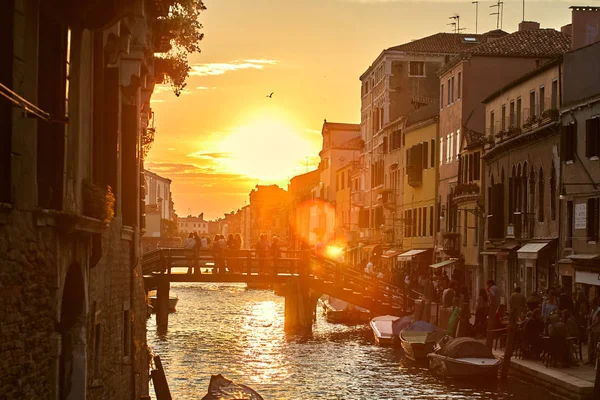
575,270,600,285
382,249,403,259
567,253,600,261
430,259,458,269
398,249,428,261
517,242,551,260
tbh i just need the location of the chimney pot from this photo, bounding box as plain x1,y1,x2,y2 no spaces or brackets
518,21,540,31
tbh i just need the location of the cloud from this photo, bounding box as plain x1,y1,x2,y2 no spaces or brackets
189,59,279,77
196,86,210,90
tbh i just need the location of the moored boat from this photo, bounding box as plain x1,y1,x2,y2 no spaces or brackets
370,315,412,346
428,336,501,378
399,321,445,362
320,296,370,324
149,294,179,312
201,374,264,400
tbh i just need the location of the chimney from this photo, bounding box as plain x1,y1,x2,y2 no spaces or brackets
518,21,540,31
561,24,572,36
571,6,600,50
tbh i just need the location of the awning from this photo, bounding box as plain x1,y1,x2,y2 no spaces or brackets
430,259,458,269
481,250,499,255
517,242,551,260
398,249,428,261
575,270,600,286
382,249,403,259
567,253,600,261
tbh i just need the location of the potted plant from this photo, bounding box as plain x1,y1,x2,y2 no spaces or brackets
82,180,115,224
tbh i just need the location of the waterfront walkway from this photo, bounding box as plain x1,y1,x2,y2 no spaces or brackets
487,340,595,400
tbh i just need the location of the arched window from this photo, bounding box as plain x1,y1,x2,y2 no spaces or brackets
551,164,557,221
538,167,545,222
522,162,529,216
509,166,516,223
529,167,536,216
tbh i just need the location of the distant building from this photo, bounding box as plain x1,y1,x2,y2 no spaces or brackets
144,169,173,221
178,214,209,235
249,184,291,246
289,169,320,248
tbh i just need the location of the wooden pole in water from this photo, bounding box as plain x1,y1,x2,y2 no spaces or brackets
500,308,518,380
151,355,172,400
156,277,170,333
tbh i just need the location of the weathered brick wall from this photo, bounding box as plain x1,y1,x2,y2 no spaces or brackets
0,211,58,399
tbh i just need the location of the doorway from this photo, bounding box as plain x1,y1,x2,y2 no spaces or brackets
59,263,87,400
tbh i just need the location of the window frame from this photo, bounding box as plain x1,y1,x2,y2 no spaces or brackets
408,61,426,77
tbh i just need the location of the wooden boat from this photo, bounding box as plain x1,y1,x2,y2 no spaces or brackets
400,321,445,362
149,294,179,312
370,315,412,346
201,374,264,400
320,297,370,324
428,336,501,378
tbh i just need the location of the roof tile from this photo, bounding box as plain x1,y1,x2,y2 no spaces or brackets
387,31,507,54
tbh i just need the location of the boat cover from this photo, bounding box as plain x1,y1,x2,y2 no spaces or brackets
438,337,494,359
201,374,264,400
392,316,413,335
404,320,437,332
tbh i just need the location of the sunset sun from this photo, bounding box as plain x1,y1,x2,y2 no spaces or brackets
216,114,317,183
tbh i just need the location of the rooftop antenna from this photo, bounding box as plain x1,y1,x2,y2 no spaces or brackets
490,0,503,29
472,1,479,34
449,14,461,33
448,21,457,34
522,0,525,22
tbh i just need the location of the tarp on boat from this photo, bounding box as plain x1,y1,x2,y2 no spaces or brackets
404,320,437,332
201,374,264,400
438,337,494,359
392,316,413,335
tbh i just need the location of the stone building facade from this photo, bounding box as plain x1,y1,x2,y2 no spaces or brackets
0,0,163,398
482,60,563,299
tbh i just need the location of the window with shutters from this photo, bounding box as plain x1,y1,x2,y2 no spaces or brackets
530,91,536,117
551,80,558,110
451,76,455,103
447,79,451,105
539,86,545,114
430,139,435,167
440,84,444,109
490,111,495,135
457,72,462,99
586,117,600,159
550,165,557,221
422,206,427,237
501,105,506,131
562,122,577,163
417,208,422,237
509,101,515,128
429,205,434,236
463,211,468,246
566,201,573,247
423,141,428,170
517,97,522,127
409,61,425,77
37,13,69,210
474,152,481,180
587,198,599,242
439,137,444,165
538,167,545,223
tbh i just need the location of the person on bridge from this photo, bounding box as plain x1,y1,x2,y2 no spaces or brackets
271,236,281,275
256,234,270,274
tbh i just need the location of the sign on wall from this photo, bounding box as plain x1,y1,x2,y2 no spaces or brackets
575,203,587,230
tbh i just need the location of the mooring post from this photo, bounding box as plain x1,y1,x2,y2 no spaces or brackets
156,277,170,333
284,277,313,333
500,308,518,380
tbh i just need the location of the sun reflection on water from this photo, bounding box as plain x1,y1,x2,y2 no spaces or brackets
241,300,289,384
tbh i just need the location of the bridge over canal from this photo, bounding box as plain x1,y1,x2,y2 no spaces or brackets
142,248,418,332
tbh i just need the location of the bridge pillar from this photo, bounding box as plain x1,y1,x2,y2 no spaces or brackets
156,277,170,333
283,278,314,334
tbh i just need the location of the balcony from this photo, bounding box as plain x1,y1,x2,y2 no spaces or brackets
351,191,365,206
453,182,480,202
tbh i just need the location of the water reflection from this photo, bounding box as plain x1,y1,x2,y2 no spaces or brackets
147,283,564,399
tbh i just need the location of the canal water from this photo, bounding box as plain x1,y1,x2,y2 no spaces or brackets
147,283,563,399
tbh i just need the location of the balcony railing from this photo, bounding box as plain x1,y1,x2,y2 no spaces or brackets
485,105,559,147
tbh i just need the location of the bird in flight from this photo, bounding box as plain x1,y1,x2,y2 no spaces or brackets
266,92,274,98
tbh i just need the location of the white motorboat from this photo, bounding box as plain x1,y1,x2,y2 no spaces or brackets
370,315,412,346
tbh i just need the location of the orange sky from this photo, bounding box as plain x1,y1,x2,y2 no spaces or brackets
146,0,572,220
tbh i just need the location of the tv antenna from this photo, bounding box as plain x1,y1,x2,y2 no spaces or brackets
449,15,463,33
448,22,457,33
472,2,479,34
490,0,504,30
